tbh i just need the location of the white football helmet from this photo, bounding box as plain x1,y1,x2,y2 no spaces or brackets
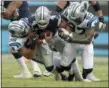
35,6,51,30
8,20,29,37
62,2,87,23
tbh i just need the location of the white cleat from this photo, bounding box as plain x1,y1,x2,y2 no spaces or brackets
33,71,42,77
83,79,92,82
86,73,101,81
43,70,52,77
13,72,32,79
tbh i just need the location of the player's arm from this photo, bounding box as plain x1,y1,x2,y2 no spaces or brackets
90,1,103,18
68,29,95,44
56,1,69,12
90,1,106,30
2,1,22,19
58,28,95,44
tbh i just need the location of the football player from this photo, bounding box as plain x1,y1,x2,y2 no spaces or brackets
58,2,106,81
56,1,106,31
56,1,106,81
1,1,42,78
8,6,62,80
30,6,83,81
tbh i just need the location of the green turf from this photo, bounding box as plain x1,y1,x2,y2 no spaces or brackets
1,54,108,87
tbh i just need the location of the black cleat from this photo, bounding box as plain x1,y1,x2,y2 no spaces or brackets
33,74,42,77
60,73,67,81
67,74,75,81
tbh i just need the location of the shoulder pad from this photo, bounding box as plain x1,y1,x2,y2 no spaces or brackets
79,12,98,28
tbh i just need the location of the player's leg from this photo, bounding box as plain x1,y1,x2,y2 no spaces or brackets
81,43,100,81
8,36,32,78
37,43,52,77
31,59,42,77
39,42,54,72
61,43,83,81
23,44,42,77
39,41,63,79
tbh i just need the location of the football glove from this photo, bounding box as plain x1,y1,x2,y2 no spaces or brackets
58,28,71,42
98,16,106,31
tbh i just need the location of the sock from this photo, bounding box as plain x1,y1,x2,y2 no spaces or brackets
17,56,30,73
31,60,41,74
82,68,93,79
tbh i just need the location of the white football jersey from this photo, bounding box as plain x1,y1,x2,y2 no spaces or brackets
78,12,98,29
70,12,98,35
70,12,98,40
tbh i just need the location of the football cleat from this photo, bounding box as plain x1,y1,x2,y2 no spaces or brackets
67,74,75,81
83,79,92,82
33,71,42,77
43,70,52,77
13,72,32,79
60,73,67,81
86,73,101,81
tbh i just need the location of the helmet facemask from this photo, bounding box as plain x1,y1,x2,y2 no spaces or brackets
37,19,49,30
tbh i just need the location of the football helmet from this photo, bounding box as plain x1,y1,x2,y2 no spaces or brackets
62,2,87,23
35,6,51,30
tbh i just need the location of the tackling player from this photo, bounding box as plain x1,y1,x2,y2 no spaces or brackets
1,1,42,78
55,1,106,81
56,1,106,31
8,6,61,80
58,2,106,81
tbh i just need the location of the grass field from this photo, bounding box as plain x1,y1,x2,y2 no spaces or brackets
1,54,108,87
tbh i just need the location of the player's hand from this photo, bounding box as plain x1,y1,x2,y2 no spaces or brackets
44,32,52,42
98,16,106,31
39,31,52,42
36,39,43,45
58,28,70,41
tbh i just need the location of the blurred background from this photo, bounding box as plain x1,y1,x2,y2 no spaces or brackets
1,1,108,56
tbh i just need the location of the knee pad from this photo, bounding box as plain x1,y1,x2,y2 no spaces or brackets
46,66,54,72
82,68,93,79
59,58,76,72
56,65,65,73
9,42,21,53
